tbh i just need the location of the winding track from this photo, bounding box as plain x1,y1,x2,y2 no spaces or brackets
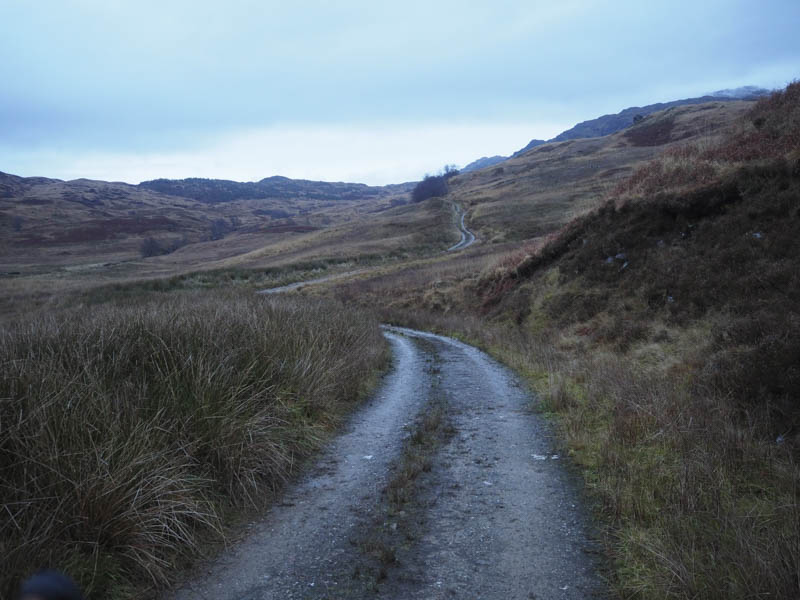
257,204,475,295
446,204,476,252
166,327,605,600
256,270,365,294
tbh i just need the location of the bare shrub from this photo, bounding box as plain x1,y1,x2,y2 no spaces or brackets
139,236,163,257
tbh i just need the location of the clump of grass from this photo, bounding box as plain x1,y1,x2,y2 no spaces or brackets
545,358,800,599
383,399,446,510
357,362,454,592
0,290,386,599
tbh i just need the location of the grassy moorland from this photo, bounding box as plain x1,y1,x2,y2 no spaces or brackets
0,172,412,271
2,83,796,599
330,84,800,598
0,195,455,323
447,100,752,243
0,291,386,599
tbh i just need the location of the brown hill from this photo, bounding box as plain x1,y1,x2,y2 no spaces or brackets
0,173,412,272
449,100,754,243
327,83,800,600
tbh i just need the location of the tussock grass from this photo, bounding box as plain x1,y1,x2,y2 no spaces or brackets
0,291,386,599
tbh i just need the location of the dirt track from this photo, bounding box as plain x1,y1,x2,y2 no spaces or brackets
447,204,476,252
165,327,605,599
256,270,365,294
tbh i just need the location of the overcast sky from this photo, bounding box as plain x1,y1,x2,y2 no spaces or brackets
1,1,798,185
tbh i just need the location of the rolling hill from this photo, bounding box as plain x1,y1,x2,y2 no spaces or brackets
0,172,413,273
326,82,800,600
460,86,770,173
449,99,755,243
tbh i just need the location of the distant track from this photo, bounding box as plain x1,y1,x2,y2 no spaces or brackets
447,203,476,251
256,270,364,294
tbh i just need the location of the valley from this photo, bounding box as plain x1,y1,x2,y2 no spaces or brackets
2,85,799,600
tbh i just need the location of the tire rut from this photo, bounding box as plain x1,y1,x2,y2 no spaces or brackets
165,332,433,600
164,328,606,599
380,328,605,600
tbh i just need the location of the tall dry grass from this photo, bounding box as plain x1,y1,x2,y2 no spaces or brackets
0,290,386,599
325,82,800,598
612,81,800,201
544,357,800,599
375,305,800,598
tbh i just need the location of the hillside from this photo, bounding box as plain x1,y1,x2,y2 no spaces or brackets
328,83,800,600
138,176,405,204
460,87,769,173
482,83,800,400
0,168,455,321
510,138,546,158
0,172,413,273
546,87,769,144
448,100,755,242
461,155,507,172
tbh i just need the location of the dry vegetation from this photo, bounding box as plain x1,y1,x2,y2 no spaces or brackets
0,291,386,599
0,193,455,325
329,84,800,599
0,172,412,271
446,101,753,244
3,82,797,600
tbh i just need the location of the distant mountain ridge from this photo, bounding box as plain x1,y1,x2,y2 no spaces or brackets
460,86,771,172
461,156,507,172
0,169,413,266
138,176,393,204
548,87,769,144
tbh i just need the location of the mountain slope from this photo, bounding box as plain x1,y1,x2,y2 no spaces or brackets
0,172,412,271
461,156,507,173
510,138,546,158
549,90,769,144
460,87,770,173
448,100,755,243
138,176,402,204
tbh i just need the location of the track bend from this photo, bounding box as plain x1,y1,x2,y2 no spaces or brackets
447,204,476,251
165,327,604,600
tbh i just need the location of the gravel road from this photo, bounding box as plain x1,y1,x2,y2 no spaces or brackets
256,270,365,294
164,327,605,600
447,205,476,252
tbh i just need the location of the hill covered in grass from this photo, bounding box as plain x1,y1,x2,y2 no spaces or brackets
448,99,755,243
546,86,769,144
474,82,800,599
459,87,769,175
0,171,414,281
138,176,412,204
482,83,800,408
330,82,800,599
